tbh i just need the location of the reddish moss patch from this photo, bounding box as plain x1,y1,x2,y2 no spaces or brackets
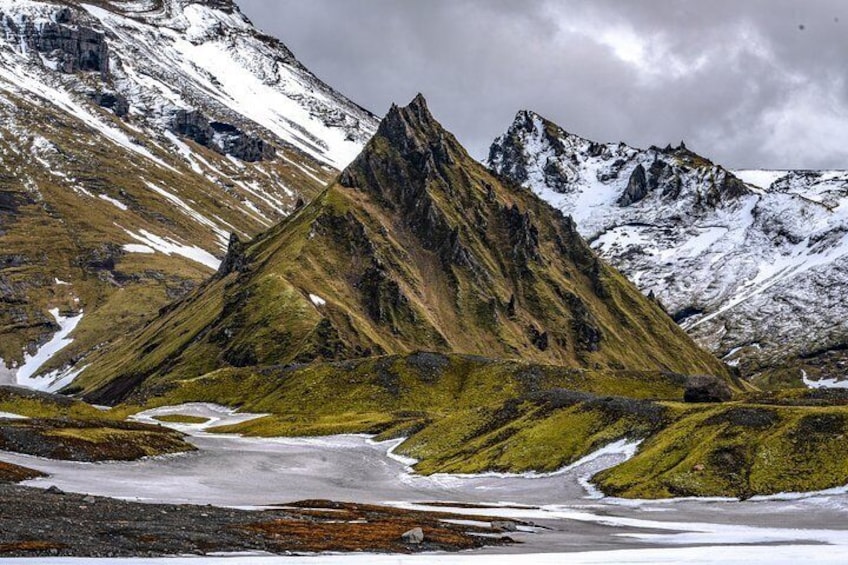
0,540,66,554
0,462,46,483
241,500,517,553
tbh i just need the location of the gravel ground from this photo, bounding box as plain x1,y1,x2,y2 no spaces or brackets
0,485,514,558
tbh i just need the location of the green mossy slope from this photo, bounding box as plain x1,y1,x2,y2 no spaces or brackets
78,95,730,403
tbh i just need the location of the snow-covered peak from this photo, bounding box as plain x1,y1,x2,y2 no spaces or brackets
489,110,750,235
0,0,377,169
84,0,252,42
490,111,848,384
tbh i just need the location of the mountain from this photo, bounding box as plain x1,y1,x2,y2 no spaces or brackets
74,95,729,402
489,110,848,386
0,0,378,389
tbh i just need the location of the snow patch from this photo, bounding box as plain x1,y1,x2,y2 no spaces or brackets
122,227,220,270
130,403,268,431
16,308,84,392
733,169,791,189
123,243,156,254
309,293,326,307
98,194,129,211
802,370,848,390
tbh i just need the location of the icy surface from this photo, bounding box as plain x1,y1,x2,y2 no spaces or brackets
2,424,848,557
15,308,83,391
489,111,848,372
130,403,268,431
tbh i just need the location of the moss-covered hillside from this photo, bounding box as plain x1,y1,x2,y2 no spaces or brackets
76,95,730,402
102,353,848,498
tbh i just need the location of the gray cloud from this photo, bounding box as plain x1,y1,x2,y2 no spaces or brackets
238,0,848,169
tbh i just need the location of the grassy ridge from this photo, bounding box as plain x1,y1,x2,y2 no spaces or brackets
0,387,194,462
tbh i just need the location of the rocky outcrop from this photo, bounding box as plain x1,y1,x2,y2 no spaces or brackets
339,95,481,273
3,8,110,77
503,204,541,271
171,110,276,162
90,92,129,117
684,374,732,403
210,121,276,162
216,233,247,278
618,164,648,206
171,109,216,147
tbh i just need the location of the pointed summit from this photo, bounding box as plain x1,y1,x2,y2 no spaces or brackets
364,94,460,167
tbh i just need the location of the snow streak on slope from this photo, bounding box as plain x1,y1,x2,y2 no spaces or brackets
489,111,848,376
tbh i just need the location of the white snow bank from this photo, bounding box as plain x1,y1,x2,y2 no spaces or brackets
309,293,327,306
0,411,28,420
123,244,156,254
802,369,848,390
98,194,129,211
130,403,267,431
16,308,84,392
733,169,790,189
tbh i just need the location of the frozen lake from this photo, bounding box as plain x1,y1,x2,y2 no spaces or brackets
3,403,848,561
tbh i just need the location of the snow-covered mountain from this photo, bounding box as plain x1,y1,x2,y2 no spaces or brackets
489,110,848,385
0,0,377,389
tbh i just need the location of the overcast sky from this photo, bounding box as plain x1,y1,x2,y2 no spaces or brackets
238,0,848,170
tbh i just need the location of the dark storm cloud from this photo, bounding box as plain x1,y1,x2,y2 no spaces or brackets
237,0,848,169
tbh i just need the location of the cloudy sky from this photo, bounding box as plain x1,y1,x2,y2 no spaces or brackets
239,0,848,169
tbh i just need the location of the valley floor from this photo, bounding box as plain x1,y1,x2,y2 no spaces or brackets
3,404,848,562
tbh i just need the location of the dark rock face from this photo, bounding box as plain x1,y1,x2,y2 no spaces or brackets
684,374,732,403
503,204,540,271
5,10,110,77
216,233,247,278
706,172,749,207
619,164,649,206
566,293,602,352
90,92,129,117
359,262,408,325
210,121,276,162
487,111,534,186
339,94,481,273
170,110,275,162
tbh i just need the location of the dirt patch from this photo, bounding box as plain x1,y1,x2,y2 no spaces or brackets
704,407,780,430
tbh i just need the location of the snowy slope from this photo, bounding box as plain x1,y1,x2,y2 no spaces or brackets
489,111,848,382
0,0,378,387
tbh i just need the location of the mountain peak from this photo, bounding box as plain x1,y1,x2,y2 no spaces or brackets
375,94,444,153
79,94,730,402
